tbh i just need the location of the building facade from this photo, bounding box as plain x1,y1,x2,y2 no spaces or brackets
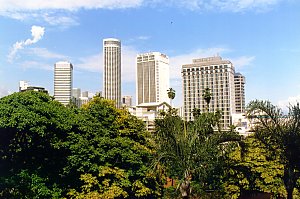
122,95,133,107
182,56,237,128
103,38,121,108
136,52,169,105
129,102,171,132
19,80,29,91
19,81,48,94
234,73,246,113
54,61,73,106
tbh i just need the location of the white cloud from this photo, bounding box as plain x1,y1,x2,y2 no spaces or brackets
0,86,11,98
42,13,79,27
77,54,102,72
154,0,282,12
0,0,143,11
0,0,283,27
137,36,151,40
278,95,300,111
0,0,143,27
19,60,53,71
213,0,282,12
8,25,45,62
26,48,68,60
230,56,255,70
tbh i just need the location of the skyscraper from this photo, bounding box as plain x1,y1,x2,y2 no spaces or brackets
136,52,169,105
182,56,239,128
54,61,73,106
234,73,246,113
103,38,121,108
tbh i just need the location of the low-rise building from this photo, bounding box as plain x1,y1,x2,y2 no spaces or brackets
129,102,171,132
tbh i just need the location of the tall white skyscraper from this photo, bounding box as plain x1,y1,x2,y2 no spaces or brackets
182,56,239,128
136,52,169,105
54,61,73,106
103,38,121,108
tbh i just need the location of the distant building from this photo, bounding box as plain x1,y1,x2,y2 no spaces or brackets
71,89,93,107
136,52,169,105
182,56,243,129
54,61,73,106
129,102,171,132
82,91,89,98
103,38,121,108
122,95,133,107
19,80,48,94
79,96,91,107
19,80,29,91
73,88,81,99
232,113,252,137
234,73,246,113
72,88,81,107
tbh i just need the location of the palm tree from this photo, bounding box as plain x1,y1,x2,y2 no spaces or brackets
154,111,240,198
202,88,211,112
167,88,175,107
192,108,201,118
247,100,300,199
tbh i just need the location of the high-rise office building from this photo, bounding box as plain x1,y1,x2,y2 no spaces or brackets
136,52,169,105
182,56,238,128
103,38,121,108
54,61,73,106
234,73,246,113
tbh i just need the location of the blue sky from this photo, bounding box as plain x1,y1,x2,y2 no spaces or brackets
0,0,299,109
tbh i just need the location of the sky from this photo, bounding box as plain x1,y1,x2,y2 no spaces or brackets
0,0,300,109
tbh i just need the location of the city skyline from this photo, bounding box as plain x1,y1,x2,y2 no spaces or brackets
1,0,300,109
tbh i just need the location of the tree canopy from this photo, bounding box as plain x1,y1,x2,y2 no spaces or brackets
154,110,241,198
0,91,161,198
247,100,300,199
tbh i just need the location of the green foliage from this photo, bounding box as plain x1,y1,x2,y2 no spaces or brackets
0,91,72,198
223,137,286,198
202,88,212,111
154,111,241,197
167,88,176,100
0,92,160,198
65,96,161,198
1,170,62,199
247,100,300,199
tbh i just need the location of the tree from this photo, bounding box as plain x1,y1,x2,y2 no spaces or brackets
247,100,300,199
223,136,286,198
202,88,212,112
65,96,161,198
154,111,241,198
0,91,73,198
167,88,176,107
192,108,201,119
0,92,161,198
